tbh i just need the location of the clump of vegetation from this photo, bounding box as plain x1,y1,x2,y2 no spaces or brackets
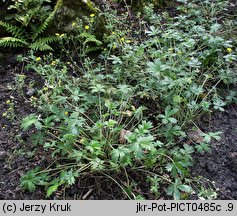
1,0,236,199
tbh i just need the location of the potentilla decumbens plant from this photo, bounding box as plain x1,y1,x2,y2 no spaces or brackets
17,0,236,199
19,53,194,199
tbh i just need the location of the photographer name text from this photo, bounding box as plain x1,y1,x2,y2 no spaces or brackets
2,202,71,213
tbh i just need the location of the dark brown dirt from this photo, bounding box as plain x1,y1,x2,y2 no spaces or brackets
192,105,237,199
0,51,43,199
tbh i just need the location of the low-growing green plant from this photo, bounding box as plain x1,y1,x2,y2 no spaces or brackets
16,52,193,199
16,0,237,199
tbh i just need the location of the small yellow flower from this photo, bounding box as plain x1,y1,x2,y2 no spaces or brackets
60,34,65,37
72,22,76,27
112,32,115,35
125,40,132,44
51,61,56,65
64,111,69,115
43,87,48,91
90,14,95,18
112,44,117,49
36,57,41,61
6,100,11,104
227,47,232,53
67,62,71,65
120,37,125,42
85,25,90,30
2,125,6,129
2,112,7,117
55,33,60,36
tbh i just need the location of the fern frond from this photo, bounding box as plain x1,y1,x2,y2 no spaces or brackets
30,43,53,51
79,32,103,46
0,21,25,39
0,37,28,48
29,36,59,51
31,10,56,40
85,46,101,54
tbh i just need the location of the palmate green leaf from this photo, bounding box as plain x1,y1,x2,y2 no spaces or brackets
159,106,178,124
109,55,123,65
163,125,186,139
181,144,194,155
112,149,124,162
111,146,130,162
21,179,36,192
137,121,153,134
167,179,193,200
166,163,175,175
177,184,193,193
90,84,106,93
147,59,162,75
213,98,226,112
21,114,42,131
137,135,154,150
20,167,47,192
69,150,83,162
86,140,105,156
91,158,104,171
166,161,187,177
195,142,211,153
65,116,85,135
203,131,222,143
43,115,57,128
60,170,79,186
168,117,177,124
165,106,179,117
146,26,160,36
130,142,143,158
167,183,180,200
